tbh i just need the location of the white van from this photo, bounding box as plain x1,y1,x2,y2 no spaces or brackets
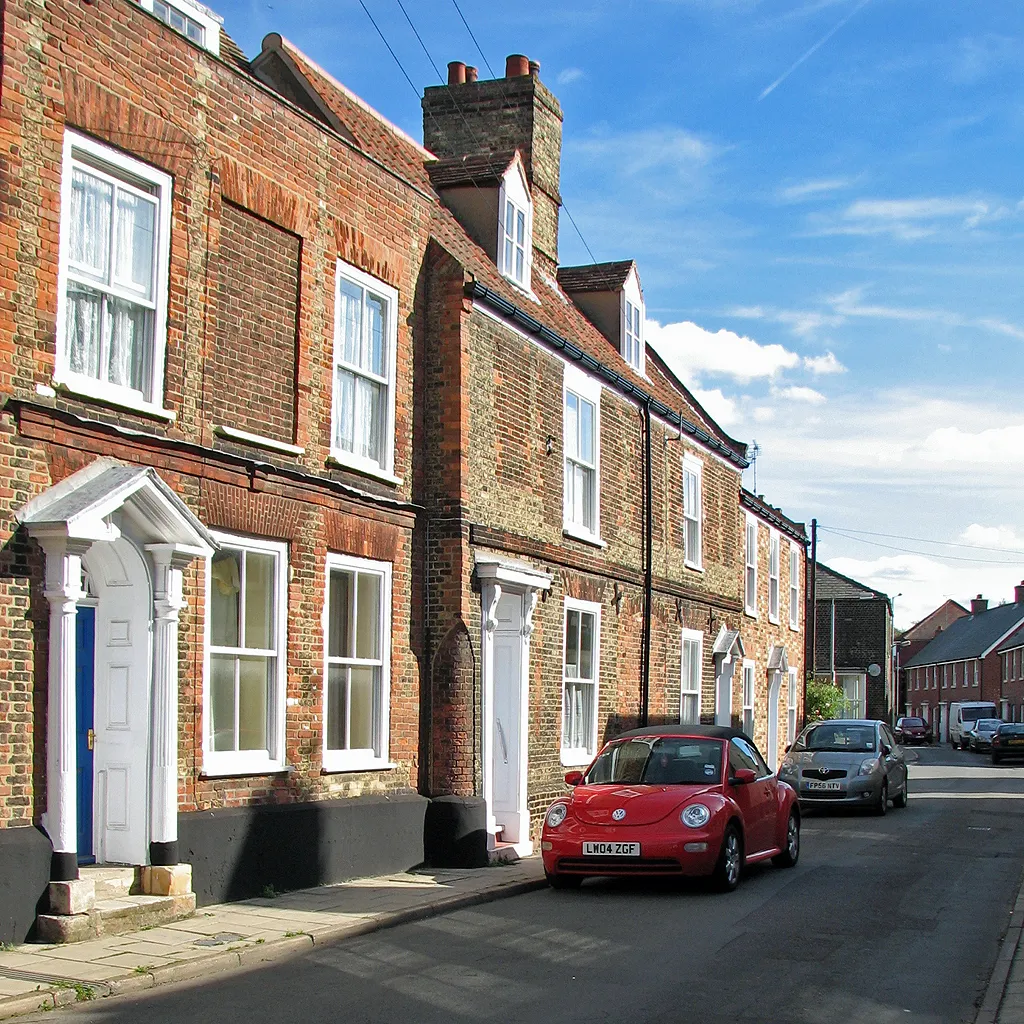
950,701,998,749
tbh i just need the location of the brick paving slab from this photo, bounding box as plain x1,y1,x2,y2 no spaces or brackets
0,858,545,1021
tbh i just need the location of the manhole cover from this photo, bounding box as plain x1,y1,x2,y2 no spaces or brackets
194,932,243,947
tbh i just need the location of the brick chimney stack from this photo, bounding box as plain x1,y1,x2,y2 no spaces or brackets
1015,581,1024,604
971,594,988,615
422,54,563,273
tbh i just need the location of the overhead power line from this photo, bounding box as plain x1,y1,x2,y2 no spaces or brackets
820,524,1024,557
819,526,1024,566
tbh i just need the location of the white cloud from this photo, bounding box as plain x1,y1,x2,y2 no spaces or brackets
774,385,826,404
960,524,1024,551
726,304,843,338
556,67,585,85
779,178,853,202
804,351,845,374
916,424,1024,465
810,195,1014,240
692,387,739,426
567,128,720,189
646,319,799,384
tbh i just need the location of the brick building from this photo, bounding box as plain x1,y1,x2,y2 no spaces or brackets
738,491,807,769
808,563,893,720
904,588,1024,739
997,617,1024,723
0,0,809,941
894,599,968,715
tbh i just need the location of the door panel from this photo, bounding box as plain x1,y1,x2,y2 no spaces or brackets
491,593,523,841
75,607,96,865
716,660,735,727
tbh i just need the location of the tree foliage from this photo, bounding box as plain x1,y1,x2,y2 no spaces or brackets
805,676,847,722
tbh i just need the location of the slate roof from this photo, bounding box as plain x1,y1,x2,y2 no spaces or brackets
557,261,635,293
427,152,517,189
996,621,1024,654
813,563,889,603
904,601,1024,667
741,489,807,545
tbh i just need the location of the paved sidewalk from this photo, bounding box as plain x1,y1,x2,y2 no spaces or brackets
0,858,545,1020
976,867,1024,1023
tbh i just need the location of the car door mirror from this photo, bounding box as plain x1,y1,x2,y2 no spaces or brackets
564,770,584,787
731,768,756,785
881,744,892,757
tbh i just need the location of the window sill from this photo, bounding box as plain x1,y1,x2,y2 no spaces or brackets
744,607,757,620
560,750,594,768
769,615,781,627
200,758,290,778
321,757,396,774
52,374,176,422
215,424,304,456
326,451,403,488
789,622,800,633
684,561,704,573
562,525,607,549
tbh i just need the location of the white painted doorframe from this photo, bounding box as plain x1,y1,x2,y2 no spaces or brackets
767,670,783,771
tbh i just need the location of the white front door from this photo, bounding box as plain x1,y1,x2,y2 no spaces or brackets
86,538,152,866
767,671,783,770
715,658,735,727
491,592,524,843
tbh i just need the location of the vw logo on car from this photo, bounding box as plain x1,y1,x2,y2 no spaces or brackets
612,808,626,821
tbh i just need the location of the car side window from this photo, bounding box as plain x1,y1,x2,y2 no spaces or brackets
737,737,772,778
880,724,897,750
729,738,760,777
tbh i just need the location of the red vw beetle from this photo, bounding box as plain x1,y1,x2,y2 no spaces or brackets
541,725,800,891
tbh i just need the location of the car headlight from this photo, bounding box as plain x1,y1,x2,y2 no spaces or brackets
779,758,797,776
545,803,568,829
858,757,881,776
681,804,711,828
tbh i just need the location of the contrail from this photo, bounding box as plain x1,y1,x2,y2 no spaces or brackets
758,0,872,101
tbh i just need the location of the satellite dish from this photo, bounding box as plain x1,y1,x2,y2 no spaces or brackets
868,663,881,677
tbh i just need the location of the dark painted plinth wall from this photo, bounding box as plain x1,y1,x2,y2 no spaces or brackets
0,826,52,943
178,794,429,906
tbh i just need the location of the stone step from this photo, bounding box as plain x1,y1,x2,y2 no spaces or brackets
36,892,196,944
79,865,137,901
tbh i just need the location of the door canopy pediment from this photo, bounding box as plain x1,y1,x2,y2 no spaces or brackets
16,457,216,556
712,626,744,663
767,645,789,673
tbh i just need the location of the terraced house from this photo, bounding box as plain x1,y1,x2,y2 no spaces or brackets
0,0,807,942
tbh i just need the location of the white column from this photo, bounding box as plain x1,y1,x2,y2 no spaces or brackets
147,545,189,859
40,538,89,878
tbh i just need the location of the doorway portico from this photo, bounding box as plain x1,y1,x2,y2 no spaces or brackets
17,458,215,882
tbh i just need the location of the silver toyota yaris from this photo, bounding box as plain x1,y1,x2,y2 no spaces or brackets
777,719,908,815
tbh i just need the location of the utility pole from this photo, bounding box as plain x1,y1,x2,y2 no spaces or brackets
806,518,818,721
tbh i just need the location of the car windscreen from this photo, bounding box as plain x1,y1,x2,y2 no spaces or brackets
977,719,1002,730
585,738,723,785
962,707,997,723
794,724,876,753
902,718,924,727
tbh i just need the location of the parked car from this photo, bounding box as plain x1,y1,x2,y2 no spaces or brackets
894,716,932,745
778,719,908,815
541,725,800,892
950,701,999,749
969,719,1003,752
961,720,980,750
991,723,1024,764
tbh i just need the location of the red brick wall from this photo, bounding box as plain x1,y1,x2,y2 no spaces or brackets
208,201,301,446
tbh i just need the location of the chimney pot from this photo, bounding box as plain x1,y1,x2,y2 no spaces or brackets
466,65,478,83
971,594,988,615
505,54,530,78
447,61,467,85
528,59,541,77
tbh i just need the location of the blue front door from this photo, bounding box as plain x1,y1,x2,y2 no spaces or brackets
75,607,96,865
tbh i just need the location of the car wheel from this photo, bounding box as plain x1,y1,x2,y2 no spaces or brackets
893,776,908,809
874,779,888,816
713,824,743,892
773,810,800,868
545,871,582,891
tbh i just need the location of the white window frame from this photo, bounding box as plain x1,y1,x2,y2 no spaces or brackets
137,0,222,55
621,270,645,374
742,660,756,738
329,260,400,485
55,130,174,418
322,553,394,773
744,515,758,617
202,532,288,777
561,597,601,766
789,541,801,631
974,660,980,687
839,672,865,718
787,667,798,745
768,529,781,624
562,364,603,545
683,454,703,571
680,628,703,725
497,160,532,291
942,664,948,688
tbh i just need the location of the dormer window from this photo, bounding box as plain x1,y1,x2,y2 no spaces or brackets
624,298,642,372
621,267,645,374
138,0,222,56
497,155,532,290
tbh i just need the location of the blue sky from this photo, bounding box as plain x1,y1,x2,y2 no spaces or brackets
214,0,1024,626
